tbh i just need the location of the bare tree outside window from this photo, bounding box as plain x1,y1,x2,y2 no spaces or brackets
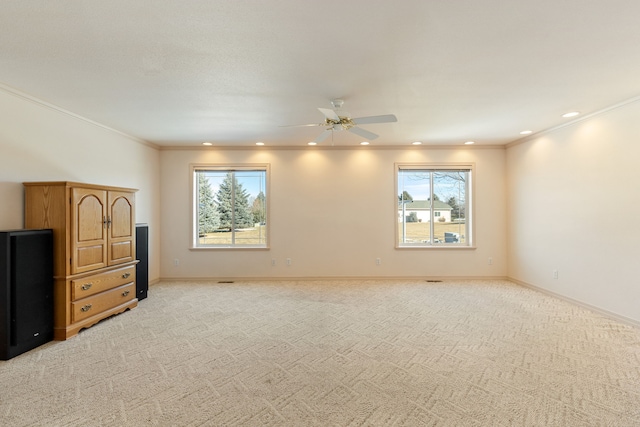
397,165,471,247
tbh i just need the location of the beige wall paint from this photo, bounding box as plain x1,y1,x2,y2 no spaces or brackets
4,79,638,323
0,87,161,283
160,146,507,279
506,100,640,323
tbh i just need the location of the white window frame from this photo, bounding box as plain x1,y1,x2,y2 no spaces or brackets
395,163,474,249
190,163,270,249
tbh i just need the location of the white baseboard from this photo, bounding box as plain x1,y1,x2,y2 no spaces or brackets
157,275,510,283
509,277,640,328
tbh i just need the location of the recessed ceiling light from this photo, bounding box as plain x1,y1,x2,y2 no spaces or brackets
519,130,533,135
256,142,265,146
308,142,317,146
412,141,422,145
562,111,580,118
464,141,475,145
360,141,370,145
202,142,213,146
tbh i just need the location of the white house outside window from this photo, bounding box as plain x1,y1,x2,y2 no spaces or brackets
396,164,473,247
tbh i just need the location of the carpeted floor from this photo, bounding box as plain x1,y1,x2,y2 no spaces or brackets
1,279,639,426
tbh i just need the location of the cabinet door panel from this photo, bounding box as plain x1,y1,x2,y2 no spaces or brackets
108,191,135,266
76,195,103,241
111,241,132,262
72,188,107,274
111,196,133,237
76,245,106,270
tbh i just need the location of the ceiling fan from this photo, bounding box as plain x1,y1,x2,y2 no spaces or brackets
283,99,397,143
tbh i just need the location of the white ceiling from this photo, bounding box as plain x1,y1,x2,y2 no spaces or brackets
1,1,640,147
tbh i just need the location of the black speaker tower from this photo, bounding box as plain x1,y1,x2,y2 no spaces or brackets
0,229,53,360
135,224,149,300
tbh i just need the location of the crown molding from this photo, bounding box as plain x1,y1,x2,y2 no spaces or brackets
506,95,640,149
0,82,159,150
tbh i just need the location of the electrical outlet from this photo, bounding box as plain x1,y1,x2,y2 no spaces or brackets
488,257,493,265
553,269,558,279
376,258,381,265
173,259,179,266
271,259,276,266
286,258,291,266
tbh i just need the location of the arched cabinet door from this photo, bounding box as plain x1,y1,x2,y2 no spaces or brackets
107,191,136,266
71,188,108,274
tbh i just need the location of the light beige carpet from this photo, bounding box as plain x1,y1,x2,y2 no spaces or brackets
1,279,639,426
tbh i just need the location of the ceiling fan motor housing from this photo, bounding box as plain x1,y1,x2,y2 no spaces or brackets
330,99,344,109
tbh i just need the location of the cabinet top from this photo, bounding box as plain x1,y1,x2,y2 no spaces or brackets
23,181,138,192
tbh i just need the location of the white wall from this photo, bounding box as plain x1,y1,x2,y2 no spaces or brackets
506,99,640,323
0,87,161,283
160,146,506,279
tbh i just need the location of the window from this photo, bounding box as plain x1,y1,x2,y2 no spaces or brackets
192,165,269,248
396,164,472,247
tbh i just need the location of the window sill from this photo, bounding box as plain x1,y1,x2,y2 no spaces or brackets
396,245,476,250
190,246,270,251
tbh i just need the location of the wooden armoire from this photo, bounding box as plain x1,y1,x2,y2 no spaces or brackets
23,182,138,340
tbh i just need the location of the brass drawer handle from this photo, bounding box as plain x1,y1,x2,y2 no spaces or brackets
122,290,130,297
80,304,92,312
81,283,93,291
122,272,131,279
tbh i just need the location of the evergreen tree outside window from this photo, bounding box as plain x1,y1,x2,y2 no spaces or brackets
193,165,269,248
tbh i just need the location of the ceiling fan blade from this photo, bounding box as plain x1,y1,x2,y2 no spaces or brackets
348,126,379,140
318,108,340,122
314,129,333,143
351,114,398,125
279,123,324,127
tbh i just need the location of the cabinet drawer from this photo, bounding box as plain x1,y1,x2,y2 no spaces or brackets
72,283,135,323
71,266,135,300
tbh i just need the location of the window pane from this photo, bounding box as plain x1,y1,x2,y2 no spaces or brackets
398,170,431,245
195,168,267,247
433,171,468,245
234,170,267,245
